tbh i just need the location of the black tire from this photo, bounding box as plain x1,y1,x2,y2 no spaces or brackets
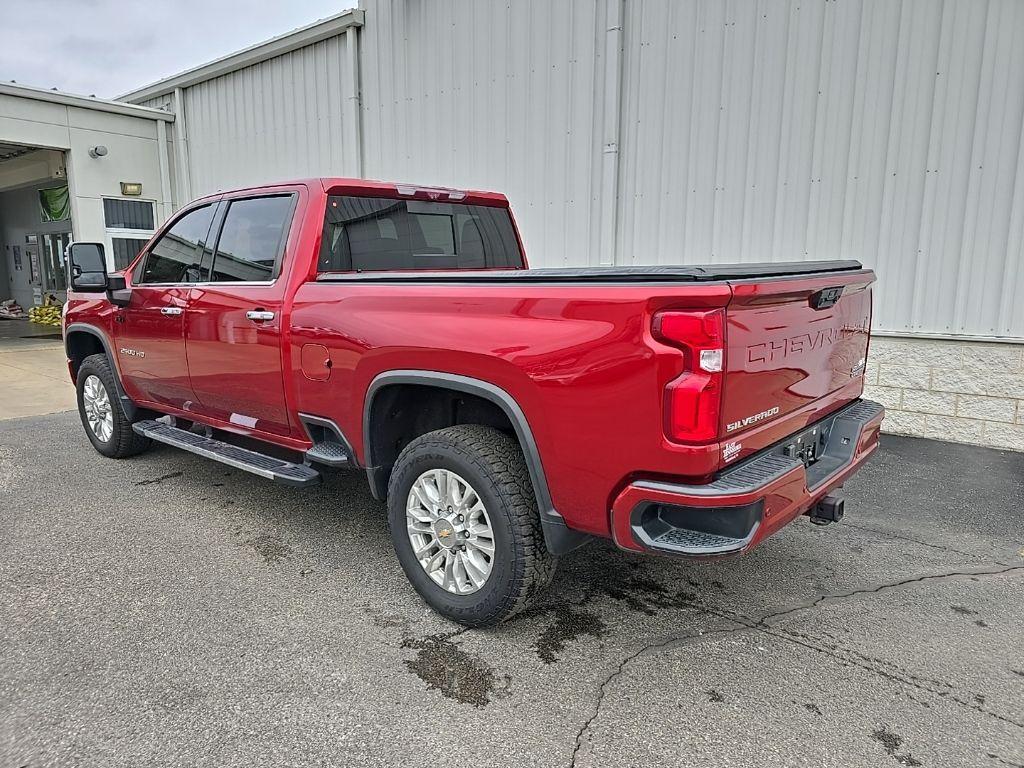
387,425,557,627
76,353,151,459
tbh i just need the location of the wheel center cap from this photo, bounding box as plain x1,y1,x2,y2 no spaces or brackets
433,518,458,549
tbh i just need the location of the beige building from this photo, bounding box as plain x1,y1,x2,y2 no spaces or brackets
0,82,174,310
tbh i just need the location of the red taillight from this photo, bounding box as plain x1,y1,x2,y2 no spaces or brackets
652,309,725,443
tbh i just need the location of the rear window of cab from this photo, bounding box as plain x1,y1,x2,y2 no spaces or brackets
317,195,523,272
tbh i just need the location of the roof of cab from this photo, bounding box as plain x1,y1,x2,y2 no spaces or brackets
183,178,509,208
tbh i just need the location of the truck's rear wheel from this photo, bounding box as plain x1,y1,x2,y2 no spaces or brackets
387,425,556,627
76,353,151,459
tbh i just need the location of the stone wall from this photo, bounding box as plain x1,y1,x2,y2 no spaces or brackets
863,337,1024,451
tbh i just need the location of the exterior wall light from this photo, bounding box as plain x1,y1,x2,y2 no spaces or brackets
88,145,108,158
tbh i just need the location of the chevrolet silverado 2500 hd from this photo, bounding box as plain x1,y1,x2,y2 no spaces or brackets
63,178,884,626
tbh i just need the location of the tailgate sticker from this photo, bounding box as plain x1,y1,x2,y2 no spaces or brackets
723,441,742,463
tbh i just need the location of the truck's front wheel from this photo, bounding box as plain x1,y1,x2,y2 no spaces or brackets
76,353,151,459
387,425,556,627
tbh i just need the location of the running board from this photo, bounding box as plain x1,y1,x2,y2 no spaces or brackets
132,420,321,487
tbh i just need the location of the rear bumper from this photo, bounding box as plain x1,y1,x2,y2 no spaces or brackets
611,399,884,557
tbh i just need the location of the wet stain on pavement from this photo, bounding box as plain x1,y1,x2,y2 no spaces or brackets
244,534,292,565
707,689,725,703
871,727,923,766
402,633,508,708
136,471,183,486
527,561,715,664
535,607,607,664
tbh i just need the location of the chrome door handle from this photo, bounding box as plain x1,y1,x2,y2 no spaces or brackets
160,306,183,316
246,310,275,322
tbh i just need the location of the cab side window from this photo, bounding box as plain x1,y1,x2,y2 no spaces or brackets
209,196,294,282
137,204,215,284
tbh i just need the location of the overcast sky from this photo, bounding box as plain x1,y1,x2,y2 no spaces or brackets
2,0,357,99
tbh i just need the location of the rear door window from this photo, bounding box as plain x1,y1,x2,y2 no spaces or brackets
210,195,294,283
318,196,522,272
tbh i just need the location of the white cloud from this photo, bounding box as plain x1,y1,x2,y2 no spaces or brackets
1,0,356,99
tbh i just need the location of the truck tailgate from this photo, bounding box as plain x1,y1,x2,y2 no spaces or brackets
721,269,875,443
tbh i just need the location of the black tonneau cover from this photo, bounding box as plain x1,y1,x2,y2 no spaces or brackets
318,260,864,283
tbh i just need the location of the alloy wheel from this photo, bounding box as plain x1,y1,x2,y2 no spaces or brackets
406,468,496,594
82,374,114,443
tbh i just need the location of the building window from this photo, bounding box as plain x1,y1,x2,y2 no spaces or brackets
103,198,155,230
103,197,156,272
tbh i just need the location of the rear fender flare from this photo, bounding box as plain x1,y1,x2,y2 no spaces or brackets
362,370,589,555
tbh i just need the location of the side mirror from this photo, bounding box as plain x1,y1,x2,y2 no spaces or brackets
68,242,108,292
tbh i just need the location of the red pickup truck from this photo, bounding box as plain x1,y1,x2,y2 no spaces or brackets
63,178,883,626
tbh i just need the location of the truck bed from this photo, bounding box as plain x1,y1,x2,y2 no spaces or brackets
317,260,865,283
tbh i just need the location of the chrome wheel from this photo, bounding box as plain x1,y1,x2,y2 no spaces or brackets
406,469,495,595
82,374,114,443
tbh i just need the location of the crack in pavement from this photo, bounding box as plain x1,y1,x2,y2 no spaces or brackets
842,520,1016,566
569,622,744,768
763,564,1024,625
568,564,1024,767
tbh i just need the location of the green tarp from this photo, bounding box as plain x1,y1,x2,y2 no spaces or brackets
39,185,70,222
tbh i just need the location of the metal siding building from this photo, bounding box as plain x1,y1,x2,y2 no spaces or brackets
120,0,1024,448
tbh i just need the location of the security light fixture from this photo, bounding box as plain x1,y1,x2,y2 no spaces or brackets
88,145,108,158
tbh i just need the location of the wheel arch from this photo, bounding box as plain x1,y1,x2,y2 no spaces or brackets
65,323,140,420
362,370,589,555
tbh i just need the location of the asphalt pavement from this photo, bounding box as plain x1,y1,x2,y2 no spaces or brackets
1,411,1022,767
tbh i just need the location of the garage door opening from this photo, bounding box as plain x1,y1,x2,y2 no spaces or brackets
0,145,72,319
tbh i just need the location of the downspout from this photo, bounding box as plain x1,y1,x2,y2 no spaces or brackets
598,0,624,266
173,87,193,202
156,118,173,222
344,21,364,178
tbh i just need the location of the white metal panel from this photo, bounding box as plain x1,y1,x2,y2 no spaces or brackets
173,34,356,198
358,0,610,268
129,0,1024,338
615,0,1024,337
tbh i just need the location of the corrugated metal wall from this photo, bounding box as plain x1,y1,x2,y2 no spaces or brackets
614,0,1024,339
143,34,359,198
360,0,611,267
144,0,1024,339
